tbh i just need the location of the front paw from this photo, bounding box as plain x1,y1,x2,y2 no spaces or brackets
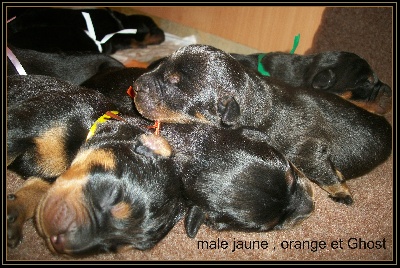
6,177,52,248
320,181,353,205
7,194,24,248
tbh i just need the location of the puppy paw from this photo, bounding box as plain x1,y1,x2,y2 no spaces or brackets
6,178,52,248
329,194,354,205
135,134,172,158
7,194,24,248
320,181,353,205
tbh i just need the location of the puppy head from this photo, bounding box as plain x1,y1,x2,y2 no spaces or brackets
36,125,184,256
133,44,253,127
183,138,314,237
310,52,392,114
112,12,165,48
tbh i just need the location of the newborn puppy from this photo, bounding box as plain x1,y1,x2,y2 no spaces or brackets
230,51,392,115
7,74,116,248
7,75,184,255
157,123,314,238
35,118,184,256
7,45,125,85
133,44,392,206
7,75,117,176
7,7,165,54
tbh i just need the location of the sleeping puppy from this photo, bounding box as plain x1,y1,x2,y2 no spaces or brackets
7,75,185,255
133,44,393,206
6,44,149,111
7,74,116,248
35,118,184,255
7,7,165,54
156,122,314,238
230,51,392,115
7,75,117,175
7,45,125,85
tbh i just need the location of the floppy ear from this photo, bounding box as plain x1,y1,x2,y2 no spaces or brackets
312,69,336,90
185,206,206,238
134,134,172,158
217,95,241,127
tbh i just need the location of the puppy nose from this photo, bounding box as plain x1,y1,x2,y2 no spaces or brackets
375,82,392,114
379,82,392,98
50,234,66,254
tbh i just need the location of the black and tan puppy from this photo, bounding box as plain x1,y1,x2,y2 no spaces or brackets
7,75,117,176
7,45,125,85
133,44,393,206
230,51,392,114
35,118,184,255
7,75,185,255
7,74,116,248
156,122,314,238
7,7,165,54
6,44,150,110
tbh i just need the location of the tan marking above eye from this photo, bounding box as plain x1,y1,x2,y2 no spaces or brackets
339,91,353,100
194,112,211,123
111,201,131,219
169,73,180,84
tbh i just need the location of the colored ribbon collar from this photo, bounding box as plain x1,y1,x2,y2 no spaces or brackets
7,47,27,75
7,17,27,75
81,12,138,53
86,111,125,141
258,34,300,76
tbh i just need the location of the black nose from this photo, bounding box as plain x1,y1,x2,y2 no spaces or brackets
378,82,392,98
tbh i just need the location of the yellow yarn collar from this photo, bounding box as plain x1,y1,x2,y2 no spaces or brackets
86,111,124,141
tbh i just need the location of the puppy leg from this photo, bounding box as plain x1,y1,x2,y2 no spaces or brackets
185,206,206,238
288,139,353,205
313,174,352,205
7,177,51,248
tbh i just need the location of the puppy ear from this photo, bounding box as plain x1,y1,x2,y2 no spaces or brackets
312,69,336,90
185,206,206,238
217,96,241,127
134,134,172,158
